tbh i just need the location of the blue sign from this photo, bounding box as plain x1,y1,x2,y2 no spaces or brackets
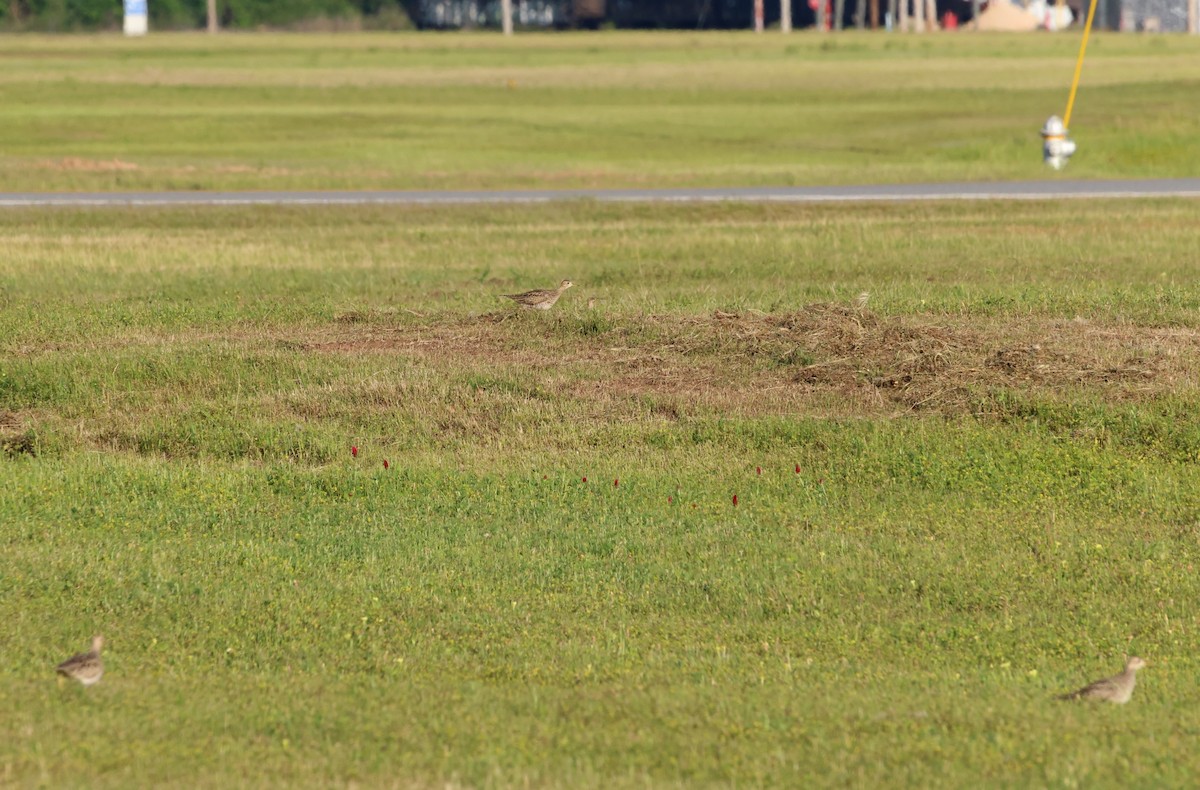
125,0,147,15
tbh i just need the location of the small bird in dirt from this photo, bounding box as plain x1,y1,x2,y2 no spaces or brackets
852,291,870,310
56,634,105,687
1058,656,1147,704
503,279,574,311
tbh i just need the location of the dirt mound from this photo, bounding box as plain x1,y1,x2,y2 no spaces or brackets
291,302,1188,419
752,303,1169,412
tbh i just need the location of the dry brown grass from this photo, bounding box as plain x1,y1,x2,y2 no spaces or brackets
0,409,36,457
12,300,1196,459
286,304,1200,423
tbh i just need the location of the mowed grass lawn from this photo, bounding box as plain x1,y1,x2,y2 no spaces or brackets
1,30,1199,192
3,199,1200,786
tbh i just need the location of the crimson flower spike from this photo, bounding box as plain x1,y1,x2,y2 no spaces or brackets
795,464,800,474
582,476,588,483
732,494,739,506
614,478,619,488
383,459,389,469
351,445,359,458
756,466,762,476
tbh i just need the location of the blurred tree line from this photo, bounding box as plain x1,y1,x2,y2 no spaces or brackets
0,0,798,31
0,0,418,30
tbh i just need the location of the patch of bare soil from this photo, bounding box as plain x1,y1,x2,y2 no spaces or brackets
41,158,140,172
293,304,1198,418
304,313,517,359
173,164,295,177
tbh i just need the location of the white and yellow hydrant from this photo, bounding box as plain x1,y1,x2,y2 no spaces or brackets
1041,115,1076,170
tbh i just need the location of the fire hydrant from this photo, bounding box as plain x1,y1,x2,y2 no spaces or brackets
1041,115,1076,170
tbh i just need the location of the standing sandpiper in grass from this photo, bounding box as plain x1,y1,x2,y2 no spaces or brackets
1058,656,1147,703
56,635,104,687
503,279,574,310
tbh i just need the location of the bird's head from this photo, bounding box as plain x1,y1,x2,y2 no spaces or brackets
559,280,574,290
91,635,104,653
1126,656,1147,672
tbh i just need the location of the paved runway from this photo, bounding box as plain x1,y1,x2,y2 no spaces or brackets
2,179,1199,207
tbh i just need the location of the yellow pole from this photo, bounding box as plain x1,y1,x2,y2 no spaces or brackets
1063,0,1100,129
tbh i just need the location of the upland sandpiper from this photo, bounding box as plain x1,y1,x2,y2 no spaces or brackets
56,635,104,687
1058,656,1146,703
503,279,574,310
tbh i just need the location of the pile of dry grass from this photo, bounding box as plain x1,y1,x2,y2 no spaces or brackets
297,303,1190,420
0,410,36,457
762,304,1169,413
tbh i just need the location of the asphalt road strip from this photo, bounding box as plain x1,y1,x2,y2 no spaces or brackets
2,180,1200,207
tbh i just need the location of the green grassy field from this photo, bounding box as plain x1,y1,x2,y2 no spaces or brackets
1,31,1199,191
6,28,1200,789
4,198,1200,787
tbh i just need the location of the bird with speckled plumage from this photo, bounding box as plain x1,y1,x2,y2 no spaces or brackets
503,280,574,310
1058,656,1146,703
57,635,104,687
